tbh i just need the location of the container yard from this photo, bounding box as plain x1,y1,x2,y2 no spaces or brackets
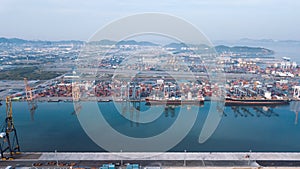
1,39,300,169
1,70,299,105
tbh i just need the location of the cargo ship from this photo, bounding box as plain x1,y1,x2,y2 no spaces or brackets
145,96,204,106
225,97,290,106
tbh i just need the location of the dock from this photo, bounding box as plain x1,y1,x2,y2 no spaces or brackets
18,152,300,161
2,152,300,167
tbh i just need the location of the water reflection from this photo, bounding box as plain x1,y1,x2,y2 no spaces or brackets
6,101,300,152
231,106,278,118
23,101,299,135
164,105,176,118
28,101,294,123
72,102,82,116
120,101,141,127
27,100,38,121
290,101,300,125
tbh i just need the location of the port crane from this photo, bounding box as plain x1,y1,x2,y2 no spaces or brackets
24,78,38,121
71,82,82,115
0,96,21,160
24,78,33,101
72,82,81,102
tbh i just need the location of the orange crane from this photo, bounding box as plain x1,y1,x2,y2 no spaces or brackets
0,96,21,160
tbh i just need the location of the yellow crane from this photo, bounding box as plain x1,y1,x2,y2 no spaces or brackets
24,78,38,121
0,96,21,160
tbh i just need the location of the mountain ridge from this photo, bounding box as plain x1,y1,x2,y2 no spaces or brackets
0,37,275,54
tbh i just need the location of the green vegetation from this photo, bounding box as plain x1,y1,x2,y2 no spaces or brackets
0,66,66,80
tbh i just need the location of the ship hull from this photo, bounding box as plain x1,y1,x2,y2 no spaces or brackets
225,98,290,106
145,99,204,106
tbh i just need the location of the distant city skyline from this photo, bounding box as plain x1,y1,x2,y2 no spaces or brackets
0,0,300,41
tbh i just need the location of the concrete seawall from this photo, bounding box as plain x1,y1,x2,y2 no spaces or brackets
2,152,300,168
11,152,300,161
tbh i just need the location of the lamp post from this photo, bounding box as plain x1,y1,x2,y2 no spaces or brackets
55,149,58,167
183,150,186,166
248,149,252,166
121,149,123,166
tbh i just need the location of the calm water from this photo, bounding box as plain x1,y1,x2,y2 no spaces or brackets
0,101,300,152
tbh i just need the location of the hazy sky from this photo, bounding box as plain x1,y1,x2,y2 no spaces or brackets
0,0,299,41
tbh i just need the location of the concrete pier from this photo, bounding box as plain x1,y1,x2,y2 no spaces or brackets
10,152,300,161
2,152,300,168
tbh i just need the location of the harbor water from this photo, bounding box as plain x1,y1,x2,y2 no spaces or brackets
0,101,300,152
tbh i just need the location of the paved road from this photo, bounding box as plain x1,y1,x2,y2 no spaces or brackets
34,152,300,161
2,152,300,168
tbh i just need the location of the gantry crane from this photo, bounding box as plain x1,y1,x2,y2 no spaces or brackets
24,78,33,101
0,96,21,160
71,83,81,116
24,78,38,121
72,82,81,102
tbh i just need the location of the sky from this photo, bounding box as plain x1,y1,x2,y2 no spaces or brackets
0,0,300,41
